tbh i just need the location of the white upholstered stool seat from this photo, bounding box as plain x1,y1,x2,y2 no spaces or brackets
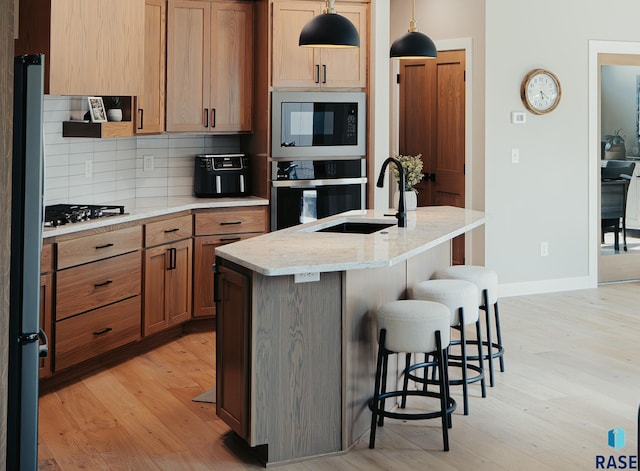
369,300,456,451
434,265,504,387
412,279,486,415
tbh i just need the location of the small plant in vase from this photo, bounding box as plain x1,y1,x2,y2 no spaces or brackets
390,154,424,211
106,96,123,122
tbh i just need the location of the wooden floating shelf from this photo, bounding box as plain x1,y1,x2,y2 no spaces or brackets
62,121,134,139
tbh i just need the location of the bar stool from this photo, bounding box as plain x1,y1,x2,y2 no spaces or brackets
412,279,486,415
434,265,504,387
369,300,456,451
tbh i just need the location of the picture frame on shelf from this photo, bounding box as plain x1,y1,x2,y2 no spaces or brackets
87,96,107,123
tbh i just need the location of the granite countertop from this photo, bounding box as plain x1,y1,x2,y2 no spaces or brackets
215,206,486,276
42,196,269,239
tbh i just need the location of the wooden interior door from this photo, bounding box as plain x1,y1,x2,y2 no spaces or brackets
399,50,466,264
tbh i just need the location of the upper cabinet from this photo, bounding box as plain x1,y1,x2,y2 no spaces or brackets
15,0,144,96
271,1,368,89
166,0,254,133
136,0,167,134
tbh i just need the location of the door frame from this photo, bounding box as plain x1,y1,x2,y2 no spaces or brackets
588,40,640,284
391,37,475,260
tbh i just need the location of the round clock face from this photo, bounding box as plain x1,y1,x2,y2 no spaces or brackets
521,69,561,114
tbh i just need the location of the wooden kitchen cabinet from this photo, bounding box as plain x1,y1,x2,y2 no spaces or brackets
215,260,251,441
271,1,367,88
39,244,54,379
193,207,268,318
136,0,167,134
15,0,144,96
166,0,253,132
54,227,143,371
144,237,193,336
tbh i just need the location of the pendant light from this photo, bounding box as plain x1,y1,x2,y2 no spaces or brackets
299,0,360,48
390,0,437,58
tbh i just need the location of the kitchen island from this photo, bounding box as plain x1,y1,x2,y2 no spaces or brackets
214,206,485,466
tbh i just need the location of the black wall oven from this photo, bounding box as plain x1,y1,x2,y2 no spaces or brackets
271,159,367,230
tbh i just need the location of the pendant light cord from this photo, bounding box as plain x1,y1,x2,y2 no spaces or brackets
408,0,417,32
324,0,336,14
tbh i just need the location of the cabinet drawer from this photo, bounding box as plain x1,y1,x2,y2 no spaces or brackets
55,296,141,371
41,244,54,274
56,251,141,321
195,207,267,236
145,215,193,247
57,225,142,269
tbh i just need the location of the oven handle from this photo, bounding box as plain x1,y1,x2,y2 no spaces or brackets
272,177,367,188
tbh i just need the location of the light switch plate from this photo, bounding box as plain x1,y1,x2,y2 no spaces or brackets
511,111,526,124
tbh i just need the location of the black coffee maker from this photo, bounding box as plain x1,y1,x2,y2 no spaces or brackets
194,154,250,197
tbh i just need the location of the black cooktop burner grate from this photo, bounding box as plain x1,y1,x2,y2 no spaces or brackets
44,204,126,227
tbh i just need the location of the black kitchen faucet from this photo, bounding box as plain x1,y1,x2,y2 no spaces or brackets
376,157,407,228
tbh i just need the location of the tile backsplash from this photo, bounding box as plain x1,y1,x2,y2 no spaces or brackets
43,96,242,208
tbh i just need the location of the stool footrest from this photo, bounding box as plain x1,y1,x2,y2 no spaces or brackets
369,390,456,421
449,339,504,362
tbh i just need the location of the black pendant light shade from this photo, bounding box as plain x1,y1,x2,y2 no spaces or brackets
390,31,437,58
299,1,360,48
390,0,437,59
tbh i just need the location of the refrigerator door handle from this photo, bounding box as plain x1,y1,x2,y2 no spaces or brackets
18,332,39,344
38,328,49,359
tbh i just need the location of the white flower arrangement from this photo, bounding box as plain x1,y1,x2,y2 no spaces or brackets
391,154,424,192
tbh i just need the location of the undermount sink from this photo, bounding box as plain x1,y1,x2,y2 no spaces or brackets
316,221,395,234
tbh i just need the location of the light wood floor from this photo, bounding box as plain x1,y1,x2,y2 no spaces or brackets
38,283,640,470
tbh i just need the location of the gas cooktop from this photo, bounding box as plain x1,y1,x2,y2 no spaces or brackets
44,204,126,227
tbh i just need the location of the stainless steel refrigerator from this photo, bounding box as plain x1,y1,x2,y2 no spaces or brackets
8,54,47,471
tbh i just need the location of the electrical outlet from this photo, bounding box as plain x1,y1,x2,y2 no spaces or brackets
143,155,154,172
511,148,520,164
540,241,549,257
85,160,92,178
294,272,320,283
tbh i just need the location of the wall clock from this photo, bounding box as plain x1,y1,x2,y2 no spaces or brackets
520,69,562,115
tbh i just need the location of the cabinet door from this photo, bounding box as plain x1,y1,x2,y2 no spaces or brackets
166,0,211,132
193,233,259,318
144,239,192,335
144,245,171,335
167,239,193,325
17,0,144,95
211,2,253,132
271,1,320,88
39,273,53,379
216,263,250,441
137,0,166,134
320,3,367,88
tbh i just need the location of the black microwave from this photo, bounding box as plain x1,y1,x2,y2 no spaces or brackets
271,91,366,159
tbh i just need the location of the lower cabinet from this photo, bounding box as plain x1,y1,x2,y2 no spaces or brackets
143,238,193,336
56,296,141,371
215,260,251,441
39,272,53,379
193,207,268,318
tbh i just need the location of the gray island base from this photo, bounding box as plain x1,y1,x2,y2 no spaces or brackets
214,206,486,466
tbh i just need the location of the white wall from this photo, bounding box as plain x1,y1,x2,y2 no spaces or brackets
43,96,241,209
384,0,640,295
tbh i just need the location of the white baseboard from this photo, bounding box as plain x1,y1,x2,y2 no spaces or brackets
498,276,595,298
